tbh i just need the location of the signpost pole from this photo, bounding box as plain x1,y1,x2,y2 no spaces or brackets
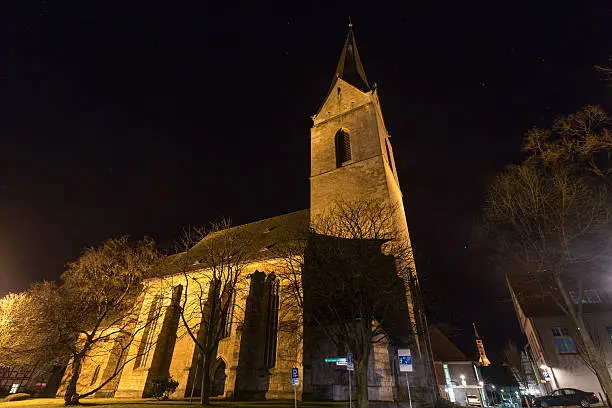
348,368,352,408
292,367,299,408
406,372,413,408
347,353,353,408
398,349,413,408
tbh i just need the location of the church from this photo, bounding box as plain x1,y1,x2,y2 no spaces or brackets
59,25,433,403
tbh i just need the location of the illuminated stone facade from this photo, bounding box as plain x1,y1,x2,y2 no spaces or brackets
59,26,430,403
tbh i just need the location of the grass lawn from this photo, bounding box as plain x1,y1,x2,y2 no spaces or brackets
0,398,344,408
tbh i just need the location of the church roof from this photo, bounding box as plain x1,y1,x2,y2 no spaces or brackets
158,209,310,276
332,25,370,93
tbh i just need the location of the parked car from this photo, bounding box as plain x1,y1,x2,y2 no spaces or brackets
467,395,482,407
533,388,599,408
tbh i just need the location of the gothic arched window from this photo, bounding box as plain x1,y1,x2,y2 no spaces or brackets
335,129,351,168
263,275,279,368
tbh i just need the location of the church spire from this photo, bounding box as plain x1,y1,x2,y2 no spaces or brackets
333,22,370,92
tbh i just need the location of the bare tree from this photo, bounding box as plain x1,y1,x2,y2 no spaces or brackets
0,286,65,380
174,220,255,406
483,106,612,403
502,341,530,397
275,199,417,408
0,237,165,405
522,105,612,182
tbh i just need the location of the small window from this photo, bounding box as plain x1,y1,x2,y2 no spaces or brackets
385,139,393,167
551,327,577,354
90,365,101,386
335,129,351,167
606,326,612,340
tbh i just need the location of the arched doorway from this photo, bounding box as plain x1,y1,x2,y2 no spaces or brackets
211,359,226,397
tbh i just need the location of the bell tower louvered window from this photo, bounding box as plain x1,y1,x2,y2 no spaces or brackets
335,129,351,167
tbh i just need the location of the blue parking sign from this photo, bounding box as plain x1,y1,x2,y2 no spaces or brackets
398,349,413,372
291,367,299,386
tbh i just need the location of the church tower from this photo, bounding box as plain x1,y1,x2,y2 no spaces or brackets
309,24,409,241
308,24,435,401
309,23,431,354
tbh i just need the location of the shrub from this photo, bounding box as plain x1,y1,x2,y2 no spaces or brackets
6,393,31,401
150,375,179,401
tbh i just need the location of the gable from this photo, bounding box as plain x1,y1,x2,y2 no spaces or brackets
313,77,372,125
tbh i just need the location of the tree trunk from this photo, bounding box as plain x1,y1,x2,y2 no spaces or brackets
64,355,83,406
355,359,369,408
576,320,612,405
200,351,213,406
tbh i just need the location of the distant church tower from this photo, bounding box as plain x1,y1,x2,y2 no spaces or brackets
473,323,491,366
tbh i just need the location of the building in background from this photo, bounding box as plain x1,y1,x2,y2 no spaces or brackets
0,365,65,397
508,275,612,399
430,327,487,406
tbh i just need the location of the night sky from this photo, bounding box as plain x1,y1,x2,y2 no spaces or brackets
2,1,611,362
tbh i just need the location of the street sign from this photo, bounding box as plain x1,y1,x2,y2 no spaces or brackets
325,357,347,363
291,367,299,386
398,349,413,372
336,361,347,366
346,352,354,371
291,368,299,408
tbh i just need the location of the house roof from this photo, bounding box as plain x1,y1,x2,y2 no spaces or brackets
506,273,612,318
429,326,470,362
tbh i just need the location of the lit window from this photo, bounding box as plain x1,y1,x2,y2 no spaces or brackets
551,327,577,354
569,289,601,304
335,129,351,167
9,383,19,394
